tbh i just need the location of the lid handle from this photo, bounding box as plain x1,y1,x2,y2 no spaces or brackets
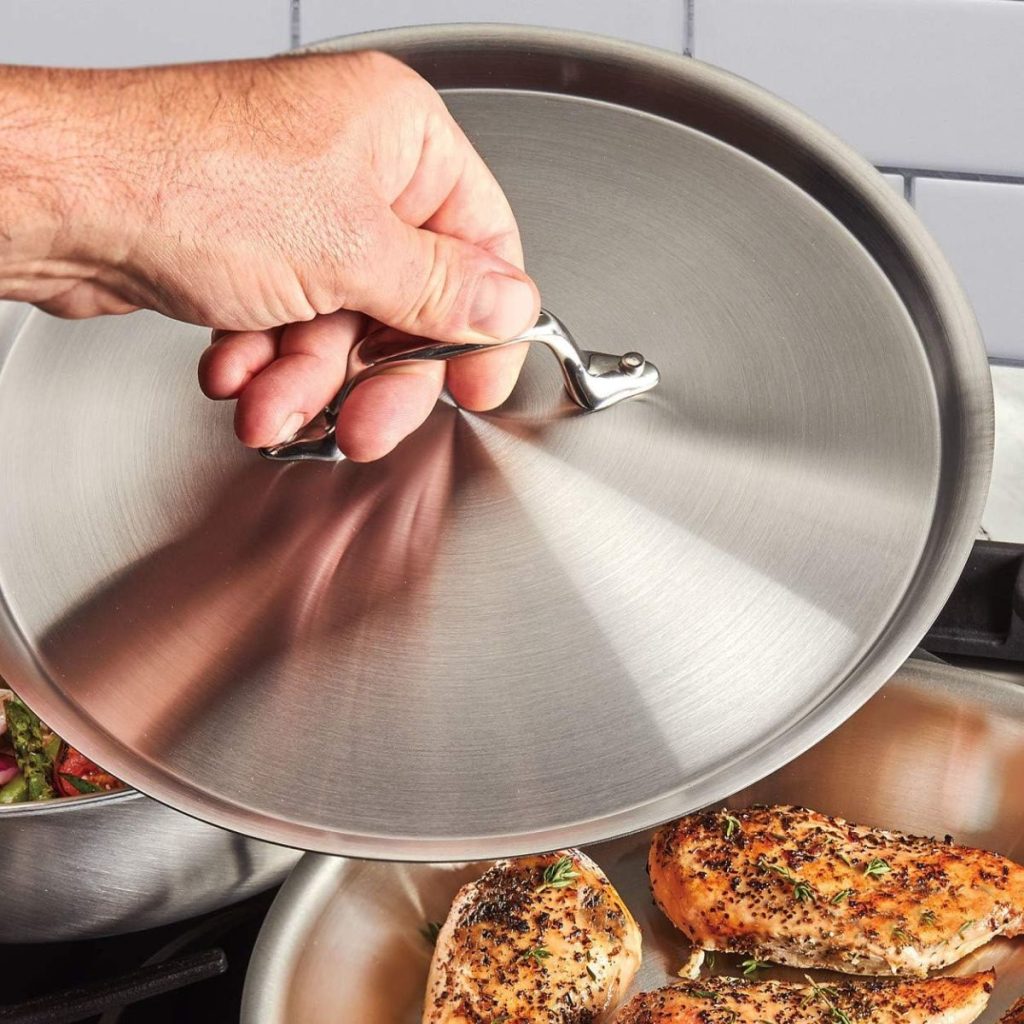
259,309,660,462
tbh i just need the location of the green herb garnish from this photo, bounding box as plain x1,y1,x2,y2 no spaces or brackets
957,919,975,939
59,773,102,794
758,857,796,882
741,956,766,975
801,979,839,1007
420,921,442,946
802,976,854,1023
539,856,580,891
723,813,742,840
863,858,891,879
920,909,937,926
521,946,552,964
830,888,855,905
692,989,720,1002
758,857,815,904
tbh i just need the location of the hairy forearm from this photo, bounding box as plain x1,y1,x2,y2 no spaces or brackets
0,67,71,290
0,64,160,307
1,68,97,289
0,59,308,317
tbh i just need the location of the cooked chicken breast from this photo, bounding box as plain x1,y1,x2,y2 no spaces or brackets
616,972,995,1024
1002,996,1024,1024
649,806,1024,976
424,849,642,1024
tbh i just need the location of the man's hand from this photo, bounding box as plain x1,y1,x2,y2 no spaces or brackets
0,53,540,460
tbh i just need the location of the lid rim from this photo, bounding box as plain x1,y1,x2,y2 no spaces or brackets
0,26,992,859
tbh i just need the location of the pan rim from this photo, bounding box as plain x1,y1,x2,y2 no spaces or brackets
240,658,1021,1024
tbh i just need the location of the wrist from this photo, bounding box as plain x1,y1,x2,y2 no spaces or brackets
0,66,146,302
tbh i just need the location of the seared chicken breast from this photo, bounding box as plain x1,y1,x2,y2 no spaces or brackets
649,806,1024,976
424,850,641,1024
1002,996,1024,1024
616,972,995,1024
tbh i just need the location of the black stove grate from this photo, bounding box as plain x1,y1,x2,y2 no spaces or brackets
0,890,274,1024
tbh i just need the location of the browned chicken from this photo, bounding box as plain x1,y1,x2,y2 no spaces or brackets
649,806,1024,976
616,972,995,1024
1002,996,1024,1024
423,850,642,1024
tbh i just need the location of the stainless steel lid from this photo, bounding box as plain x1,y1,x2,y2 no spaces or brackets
0,26,992,860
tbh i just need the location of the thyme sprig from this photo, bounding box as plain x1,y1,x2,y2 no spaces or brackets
802,975,854,1024
863,858,891,879
758,856,816,904
538,856,580,892
521,946,552,964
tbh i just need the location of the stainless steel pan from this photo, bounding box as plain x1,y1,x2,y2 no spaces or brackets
241,658,1024,1023
0,785,300,943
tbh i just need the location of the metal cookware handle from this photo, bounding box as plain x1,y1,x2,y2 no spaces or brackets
259,309,660,462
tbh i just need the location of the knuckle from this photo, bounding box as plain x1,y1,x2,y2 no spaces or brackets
404,235,469,331
299,191,377,316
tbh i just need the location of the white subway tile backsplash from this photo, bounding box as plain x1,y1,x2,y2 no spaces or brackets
300,0,685,53
694,0,1024,176
0,0,289,67
983,365,1024,542
916,177,1024,363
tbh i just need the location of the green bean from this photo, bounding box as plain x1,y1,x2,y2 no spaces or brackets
0,772,27,804
5,698,57,801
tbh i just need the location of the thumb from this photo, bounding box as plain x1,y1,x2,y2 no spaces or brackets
349,212,540,344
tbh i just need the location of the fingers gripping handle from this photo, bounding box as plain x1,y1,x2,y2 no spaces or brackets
259,310,660,462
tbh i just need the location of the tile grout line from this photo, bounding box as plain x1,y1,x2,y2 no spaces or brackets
683,0,695,56
878,164,1024,187
290,0,301,49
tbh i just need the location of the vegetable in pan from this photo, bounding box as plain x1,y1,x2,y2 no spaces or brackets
0,688,125,804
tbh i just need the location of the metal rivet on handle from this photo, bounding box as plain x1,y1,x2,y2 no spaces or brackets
619,352,646,376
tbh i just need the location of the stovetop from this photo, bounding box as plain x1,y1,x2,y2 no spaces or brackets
0,890,274,1024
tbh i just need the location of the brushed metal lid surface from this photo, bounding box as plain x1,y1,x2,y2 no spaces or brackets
0,26,992,859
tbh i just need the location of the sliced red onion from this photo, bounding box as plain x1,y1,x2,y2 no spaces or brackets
0,753,18,786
